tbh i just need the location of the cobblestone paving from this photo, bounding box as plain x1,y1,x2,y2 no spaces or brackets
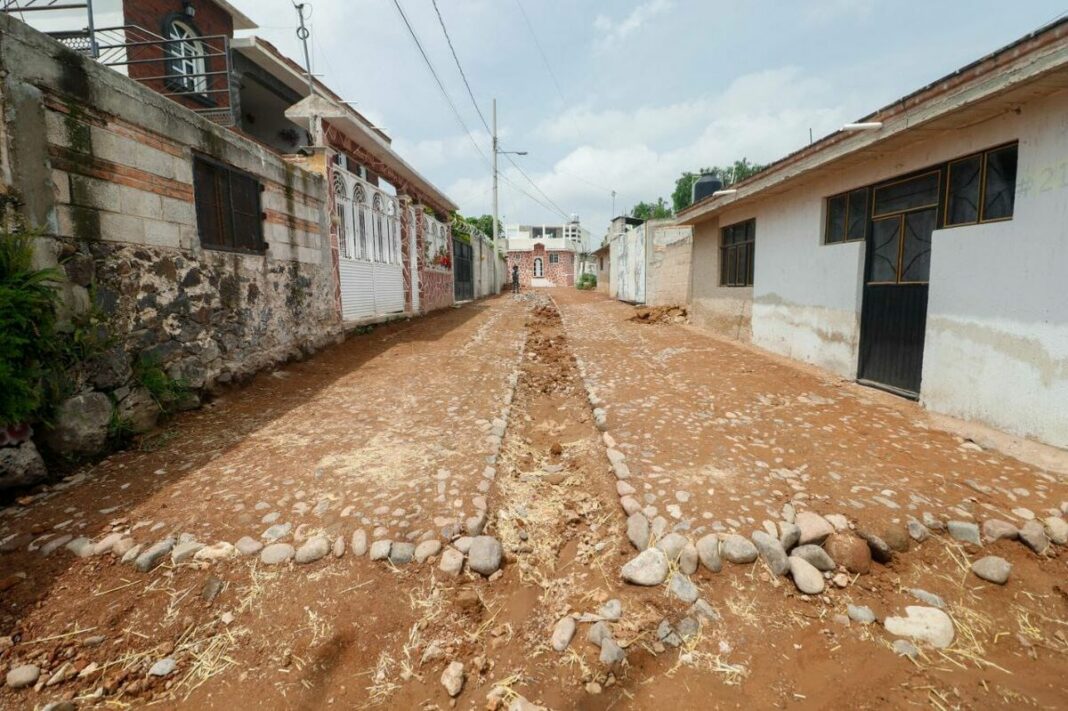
554,290,1068,537
0,298,527,565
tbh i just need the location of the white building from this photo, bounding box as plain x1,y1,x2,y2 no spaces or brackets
677,18,1068,449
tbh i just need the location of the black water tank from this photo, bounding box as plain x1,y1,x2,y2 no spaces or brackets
692,174,723,204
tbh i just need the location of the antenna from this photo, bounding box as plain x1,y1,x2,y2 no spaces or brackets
293,2,316,96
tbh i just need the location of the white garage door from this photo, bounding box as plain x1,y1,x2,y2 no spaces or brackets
333,168,405,321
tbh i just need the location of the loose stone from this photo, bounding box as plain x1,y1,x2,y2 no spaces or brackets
149,658,176,677
551,617,576,652
1045,517,1068,545
170,541,203,565
856,529,893,564
468,536,503,576
439,547,464,576
369,540,392,561
621,548,669,586
260,543,295,565
587,621,611,647
779,522,801,552
795,511,834,545
440,661,464,697
627,513,650,550
599,637,625,666
847,604,875,624
721,534,758,564
971,555,1011,584
947,521,981,546
6,664,39,689
415,540,442,563
790,544,835,572
389,542,416,565
195,542,235,562
696,534,722,573
679,543,699,575
135,538,175,572
295,537,330,564
1019,520,1050,554
668,573,699,603
824,533,871,575
332,536,345,558
235,536,263,556
883,606,955,648
892,639,919,659
599,599,622,621
655,532,688,562
750,531,788,575
908,588,946,609
351,529,369,556
906,519,930,542
787,555,824,594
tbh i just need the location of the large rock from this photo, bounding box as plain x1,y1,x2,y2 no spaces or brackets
621,548,669,586
1018,520,1049,555
626,513,649,550
791,544,835,572
696,534,722,573
884,606,955,648
0,441,48,490
971,556,1011,584
787,556,825,594
824,533,871,575
656,533,689,562
795,511,834,545
468,536,502,576
39,392,113,457
722,534,758,564
751,531,788,575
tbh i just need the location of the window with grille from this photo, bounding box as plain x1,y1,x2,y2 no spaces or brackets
946,143,1018,225
720,219,755,287
549,253,560,264
164,19,208,96
192,156,265,253
824,187,870,244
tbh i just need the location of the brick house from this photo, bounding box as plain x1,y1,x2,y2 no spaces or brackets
505,219,589,288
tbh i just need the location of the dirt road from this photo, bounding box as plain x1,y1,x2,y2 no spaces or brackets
1,290,1066,709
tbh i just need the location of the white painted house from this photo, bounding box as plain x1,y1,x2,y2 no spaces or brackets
677,19,1068,449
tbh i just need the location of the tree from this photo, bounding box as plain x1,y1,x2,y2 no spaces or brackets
630,198,672,220
455,214,501,238
672,158,768,213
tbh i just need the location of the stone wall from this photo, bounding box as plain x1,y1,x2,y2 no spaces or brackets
0,15,340,485
417,218,454,313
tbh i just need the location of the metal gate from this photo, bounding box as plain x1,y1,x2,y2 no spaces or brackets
857,170,940,398
453,239,474,302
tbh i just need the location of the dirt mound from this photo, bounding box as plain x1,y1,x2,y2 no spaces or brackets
629,305,687,325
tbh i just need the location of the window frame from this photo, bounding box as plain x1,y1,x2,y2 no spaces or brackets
162,15,212,104
824,187,871,244
719,218,755,288
549,253,560,264
192,154,265,255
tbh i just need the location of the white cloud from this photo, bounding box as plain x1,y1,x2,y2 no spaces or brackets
593,0,674,51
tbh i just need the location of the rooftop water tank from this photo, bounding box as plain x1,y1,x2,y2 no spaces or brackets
692,174,723,204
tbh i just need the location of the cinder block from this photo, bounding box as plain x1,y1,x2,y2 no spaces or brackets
69,174,122,209
162,196,196,225
51,169,71,204
98,211,146,245
120,186,164,220
90,126,177,180
142,218,181,249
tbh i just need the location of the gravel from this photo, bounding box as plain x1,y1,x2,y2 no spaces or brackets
621,548,669,586
971,555,1012,584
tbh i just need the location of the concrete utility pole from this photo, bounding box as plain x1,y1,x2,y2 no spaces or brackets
293,2,315,97
492,98,499,286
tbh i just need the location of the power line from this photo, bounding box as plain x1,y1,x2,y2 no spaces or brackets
430,0,491,135
430,0,568,221
512,0,569,109
391,0,491,168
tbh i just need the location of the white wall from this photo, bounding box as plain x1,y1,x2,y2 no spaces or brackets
923,90,1068,447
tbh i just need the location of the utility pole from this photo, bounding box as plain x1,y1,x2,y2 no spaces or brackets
492,98,499,288
611,190,616,217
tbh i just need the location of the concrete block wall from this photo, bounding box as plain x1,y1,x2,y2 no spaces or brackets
0,15,340,470
645,224,692,307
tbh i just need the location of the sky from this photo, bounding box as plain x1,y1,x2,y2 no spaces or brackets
229,1,1065,237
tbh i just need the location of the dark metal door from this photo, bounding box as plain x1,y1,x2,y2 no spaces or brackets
453,239,474,302
858,172,940,398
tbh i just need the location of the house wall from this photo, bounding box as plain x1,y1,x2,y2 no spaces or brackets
609,226,646,303
507,243,575,287
690,219,753,340
685,84,1068,447
645,223,692,307
418,218,453,312
594,251,610,293
0,16,339,461
470,233,505,299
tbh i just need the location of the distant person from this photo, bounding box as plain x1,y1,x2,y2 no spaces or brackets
511,264,520,293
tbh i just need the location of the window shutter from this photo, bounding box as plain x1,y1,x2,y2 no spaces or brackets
229,171,263,251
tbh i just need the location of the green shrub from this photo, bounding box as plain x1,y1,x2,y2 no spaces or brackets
576,273,597,290
0,232,64,427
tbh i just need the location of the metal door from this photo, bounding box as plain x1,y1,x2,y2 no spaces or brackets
453,239,474,302
858,170,940,397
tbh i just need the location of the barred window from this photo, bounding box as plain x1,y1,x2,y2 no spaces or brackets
549,253,560,264
720,219,755,287
192,156,264,253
